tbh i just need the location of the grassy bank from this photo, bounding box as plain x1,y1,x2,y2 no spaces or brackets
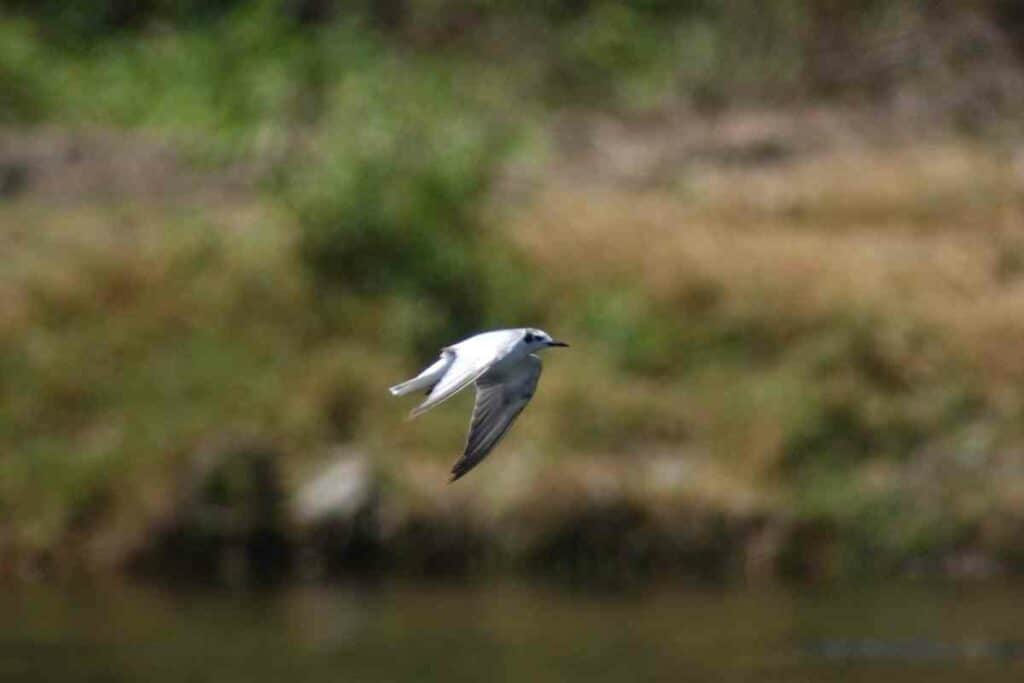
4,136,1024,582
3,3,1024,582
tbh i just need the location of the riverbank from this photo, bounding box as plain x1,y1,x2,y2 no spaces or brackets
4,115,1024,584
6,1,1024,583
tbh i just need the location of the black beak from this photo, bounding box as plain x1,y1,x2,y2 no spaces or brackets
548,340,569,347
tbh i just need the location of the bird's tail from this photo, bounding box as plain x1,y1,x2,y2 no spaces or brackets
388,376,431,397
389,355,450,397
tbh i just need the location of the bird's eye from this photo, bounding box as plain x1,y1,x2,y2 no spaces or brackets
524,333,535,343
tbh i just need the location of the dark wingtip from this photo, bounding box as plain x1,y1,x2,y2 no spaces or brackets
449,460,471,483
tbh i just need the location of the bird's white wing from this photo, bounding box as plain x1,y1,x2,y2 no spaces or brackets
450,354,542,481
409,333,518,418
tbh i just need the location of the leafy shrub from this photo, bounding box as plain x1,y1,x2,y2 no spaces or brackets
282,60,520,352
0,21,50,123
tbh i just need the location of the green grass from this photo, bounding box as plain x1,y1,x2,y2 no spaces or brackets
0,207,294,549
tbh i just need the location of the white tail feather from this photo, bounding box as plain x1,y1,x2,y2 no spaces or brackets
388,354,451,397
389,377,429,396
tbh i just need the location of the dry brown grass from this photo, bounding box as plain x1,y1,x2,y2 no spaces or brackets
512,141,1024,382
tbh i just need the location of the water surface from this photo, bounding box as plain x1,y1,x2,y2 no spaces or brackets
2,580,1023,682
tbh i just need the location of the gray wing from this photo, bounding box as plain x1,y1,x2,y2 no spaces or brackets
450,355,542,482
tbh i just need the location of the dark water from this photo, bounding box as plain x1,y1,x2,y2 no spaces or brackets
2,580,1024,683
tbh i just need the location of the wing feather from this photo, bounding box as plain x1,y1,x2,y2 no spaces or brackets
450,355,542,481
409,352,487,418
409,332,519,417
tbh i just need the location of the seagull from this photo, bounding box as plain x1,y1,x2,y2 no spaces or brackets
389,328,569,481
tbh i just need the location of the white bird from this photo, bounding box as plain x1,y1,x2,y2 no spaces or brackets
389,328,569,481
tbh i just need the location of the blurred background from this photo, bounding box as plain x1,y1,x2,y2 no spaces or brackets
5,1,1024,680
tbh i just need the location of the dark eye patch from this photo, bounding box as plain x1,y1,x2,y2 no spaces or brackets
524,332,536,343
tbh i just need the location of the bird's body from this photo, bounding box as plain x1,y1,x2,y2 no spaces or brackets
389,328,568,481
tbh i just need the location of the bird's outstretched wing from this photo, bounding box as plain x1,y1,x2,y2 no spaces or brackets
409,334,517,418
450,355,542,481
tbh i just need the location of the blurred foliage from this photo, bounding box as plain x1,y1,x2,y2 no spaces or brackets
0,5,442,158
2,0,1024,579
281,59,519,353
7,0,1024,121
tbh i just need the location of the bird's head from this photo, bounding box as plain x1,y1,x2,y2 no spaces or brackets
522,328,569,351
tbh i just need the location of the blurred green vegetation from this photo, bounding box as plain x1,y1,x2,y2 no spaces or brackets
9,0,1024,128
3,0,1024,580
281,60,523,353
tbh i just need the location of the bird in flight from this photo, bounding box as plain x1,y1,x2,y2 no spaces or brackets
389,328,569,481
